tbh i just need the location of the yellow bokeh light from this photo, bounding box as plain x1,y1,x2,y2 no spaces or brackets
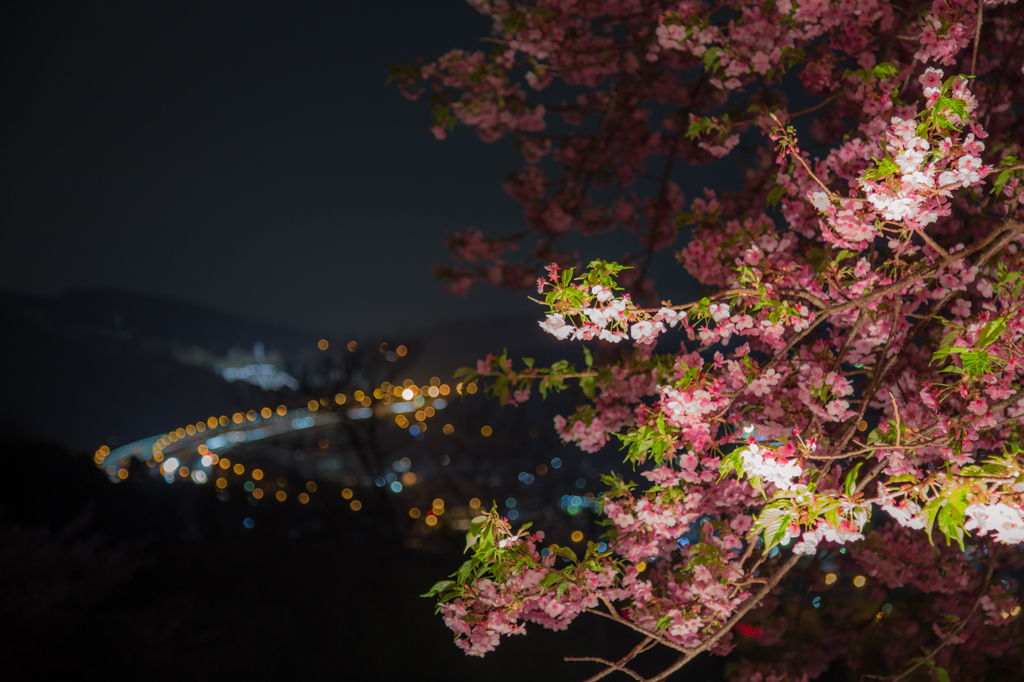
220,458,230,470
481,426,492,437
466,383,478,394
396,415,409,428
433,498,445,509
425,515,438,526
318,339,329,350
342,488,353,499
233,463,244,475
401,471,417,485
261,407,272,418
216,478,227,489
233,413,244,424
179,466,189,477
571,531,584,542
636,561,647,572
825,573,837,585
253,488,263,499
354,390,365,401
247,410,257,421
415,410,425,421
320,397,331,407
299,493,310,504
118,469,129,480
175,428,185,438
276,491,287,502
277,405,287,416
429,376,440,386
396,345,407,357
537,464,548,475
196,422,206,433
219,416,229,426
306,481,317,493
100,445,110,455
440,384,450,396
308,400,319,411
409,508,422,519
443,424,454,435
425,407,435,418
360,396,371,407
853,575,867,588
350,500,362,511
347,340,358,352
208,417,219,428
469,498,481,509
252,469,264,481
373,389,383,399
185,425,196,436
335,393,346,404
428,387,439,397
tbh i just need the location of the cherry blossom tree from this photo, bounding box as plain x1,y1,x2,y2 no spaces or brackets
397,1,1024,679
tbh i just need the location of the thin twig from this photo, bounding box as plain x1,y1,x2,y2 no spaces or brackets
863,548,998,680
971,0,984,77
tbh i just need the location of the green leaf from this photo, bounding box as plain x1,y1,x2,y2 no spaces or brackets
845,462,864,496
977,318,1007,348
766,185,786,208
921,497,943,545
937,499,966,550
539,571,564,588
421,580,456,598
960,350,991,378
935,667,951,682
656,614,672,630
701,47,724,73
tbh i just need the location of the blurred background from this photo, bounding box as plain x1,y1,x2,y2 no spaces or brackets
0,1,722,679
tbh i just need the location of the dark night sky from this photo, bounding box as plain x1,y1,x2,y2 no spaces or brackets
1,1,548,337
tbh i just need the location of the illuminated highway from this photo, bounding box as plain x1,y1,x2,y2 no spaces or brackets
94,377,458,485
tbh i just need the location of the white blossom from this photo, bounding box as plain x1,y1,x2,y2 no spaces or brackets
539,313,573,340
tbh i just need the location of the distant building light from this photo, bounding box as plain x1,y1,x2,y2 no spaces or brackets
347,407,373,420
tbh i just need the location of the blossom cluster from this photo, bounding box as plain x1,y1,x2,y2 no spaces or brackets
410,0,1024,679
